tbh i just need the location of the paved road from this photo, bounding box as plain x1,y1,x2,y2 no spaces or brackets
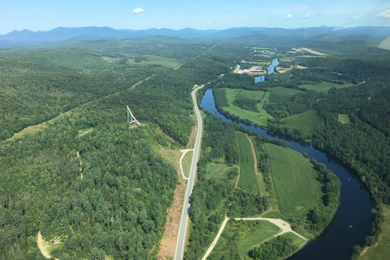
174,86,204,260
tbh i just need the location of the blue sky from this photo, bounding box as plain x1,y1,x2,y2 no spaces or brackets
1,0,390,34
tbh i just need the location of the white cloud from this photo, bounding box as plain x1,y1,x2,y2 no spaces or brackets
286,14,292,19
378,10,390,19
132,7,145,15
206,22,212,24
303,13,310,19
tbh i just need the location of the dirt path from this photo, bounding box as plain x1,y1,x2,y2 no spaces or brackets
201,215,308,259
202,216,230,260
245,134,266,196
37,232,58,260
76,151,83,178
129,74,154,90
235,217,308,241
158,179,186,260
235,165,241,189
298,48,326,56
78,129,92,137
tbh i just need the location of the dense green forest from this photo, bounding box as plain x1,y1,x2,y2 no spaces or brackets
0,38,233,259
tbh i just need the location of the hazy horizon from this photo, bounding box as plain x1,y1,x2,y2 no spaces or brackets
1,0,390,35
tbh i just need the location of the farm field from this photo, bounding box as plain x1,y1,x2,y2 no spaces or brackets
208,220,280,260
268,87,304,103
264,143,323,218
237,132,261,193
338,114,350,124
214,88,229,107
300,81,354,92
223,88,271,126
182,151,193,178
282,110,322,135
360,204,390,260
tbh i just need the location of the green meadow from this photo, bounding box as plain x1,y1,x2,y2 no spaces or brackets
282,110,322,135
264,144,323,218
300,81,354,92
237,133,260,193
223,88,271,126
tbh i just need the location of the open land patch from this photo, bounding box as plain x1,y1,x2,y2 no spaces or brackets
223,88,270,126
300,81,354,92
208,220,280,260
268,87,304,103
237,132,261,193
281,110,322,135
338,114,350,124
360,204,390,260
264,143,323,218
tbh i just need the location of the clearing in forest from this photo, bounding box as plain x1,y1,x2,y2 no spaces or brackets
237,132,261,193
208,220,280,260
281,110,322,135
264,143,322,218
338,114,350,124
300,81,354,93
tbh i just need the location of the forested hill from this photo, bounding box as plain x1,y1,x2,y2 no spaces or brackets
0,39,232,259
2,26,390,46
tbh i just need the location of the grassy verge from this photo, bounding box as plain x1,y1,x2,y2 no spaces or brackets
264,143,323,218
281,110,321,135
360,204,390,260
237,133,261,193
182,151,193,178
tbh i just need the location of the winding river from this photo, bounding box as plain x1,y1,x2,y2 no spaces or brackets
200,88,374,260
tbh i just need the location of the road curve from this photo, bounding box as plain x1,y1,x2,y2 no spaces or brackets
174,86,204,260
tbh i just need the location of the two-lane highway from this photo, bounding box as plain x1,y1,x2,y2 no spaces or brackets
174,86,204,260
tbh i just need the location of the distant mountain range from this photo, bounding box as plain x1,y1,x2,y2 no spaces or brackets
1,26,390,46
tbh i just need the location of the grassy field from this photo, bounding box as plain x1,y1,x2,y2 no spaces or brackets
236,90,266,101
223,88,271,126
182,151,193,178
360,204,390,260
282,110,322,135
264,143,323,218
209,220,280,260
237,221,281,258
282,232,306,247
268,88,304,103
300,81,354,92
204,162,235,180
214,88,229,107
237,133,261,193
338,114,350,124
